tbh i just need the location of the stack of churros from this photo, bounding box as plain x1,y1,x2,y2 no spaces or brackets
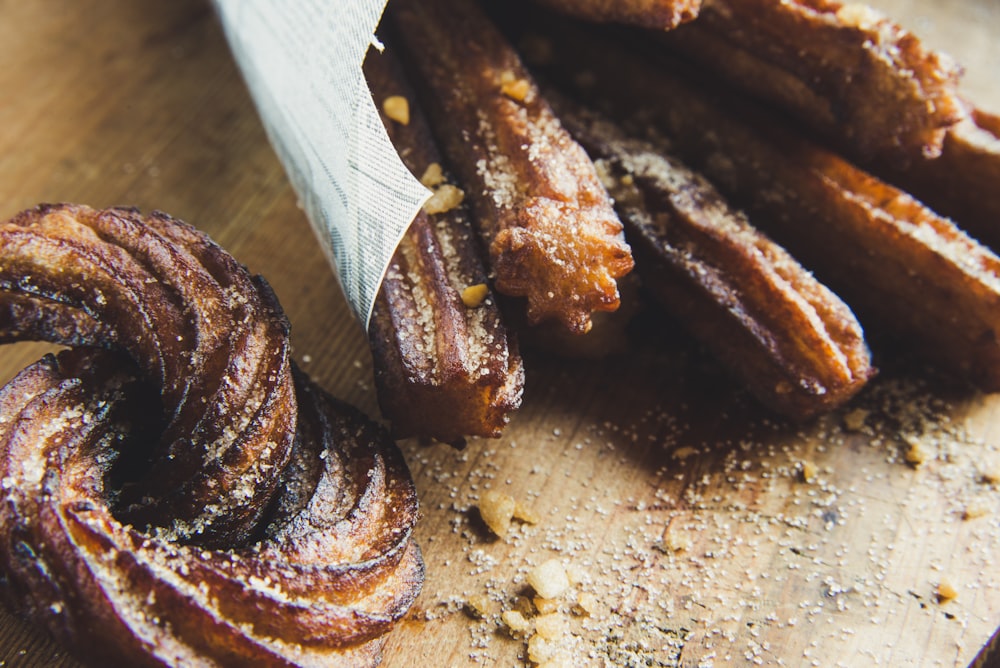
364,0,1000,434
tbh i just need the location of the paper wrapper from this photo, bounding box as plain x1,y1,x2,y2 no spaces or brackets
213,0,428,326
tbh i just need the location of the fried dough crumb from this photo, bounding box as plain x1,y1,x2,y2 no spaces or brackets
962,500,990,520
382,95,410,125
423,184,464,214
672,445,698,460
843,407,869,432
466,593,492,618
502,609,531,634
799,459,818,482
461,283,490,308
534,612,568,640
662,530,693,553
478,489,516,537
420,162,445,188
904,438,929,466
534,596,561,615
936,579,958,603
982,464,1000,485
500,70,531,102
575,592,598,616
528,559,570,600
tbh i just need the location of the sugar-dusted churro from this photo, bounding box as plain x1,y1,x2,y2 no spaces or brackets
660,0,964,163
365,47,524,444
390,0,633,335
530,23,1000,389
558,101,874,418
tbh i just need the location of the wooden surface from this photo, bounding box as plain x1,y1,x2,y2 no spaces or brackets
1,1,999,666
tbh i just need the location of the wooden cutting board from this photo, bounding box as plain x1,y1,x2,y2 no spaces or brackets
0,1,998,665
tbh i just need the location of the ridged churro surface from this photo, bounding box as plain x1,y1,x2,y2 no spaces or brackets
0,204,422,667
366,48,524,444
391,0,633,334
530,23,1000,390
559,104,874,418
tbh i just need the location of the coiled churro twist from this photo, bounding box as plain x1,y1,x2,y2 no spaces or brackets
0,204,422,666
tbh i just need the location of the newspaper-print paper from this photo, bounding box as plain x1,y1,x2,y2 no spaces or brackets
213,0,429,326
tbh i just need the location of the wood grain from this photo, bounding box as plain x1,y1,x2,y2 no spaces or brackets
0,1,998,666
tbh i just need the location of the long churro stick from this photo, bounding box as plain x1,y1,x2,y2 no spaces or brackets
390,0,633,335
529,22,1000,389
365,47,524,444
660,0,964,163
557,101,874,418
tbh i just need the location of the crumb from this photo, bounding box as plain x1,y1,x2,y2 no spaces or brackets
528,559,570,600
575,592,598,616
502,609,532,634
466,593,492,618
843,408,869,432
799,460,818,483
527,634,557,664
936,579,958,603
673,446,698,460
478,489,516,538
962,500,990,520
904,438,929,466
423,184,464,214
564,563,588,587
419,162,445,188
981,464,1000,485
514,500,540,525
500,70,531,102
534,613,568,640
382,95,409,125
658,527,692,553
461,284,489,309
534,596,561,615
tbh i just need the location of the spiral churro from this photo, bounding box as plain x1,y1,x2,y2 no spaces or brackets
0,204,422,666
